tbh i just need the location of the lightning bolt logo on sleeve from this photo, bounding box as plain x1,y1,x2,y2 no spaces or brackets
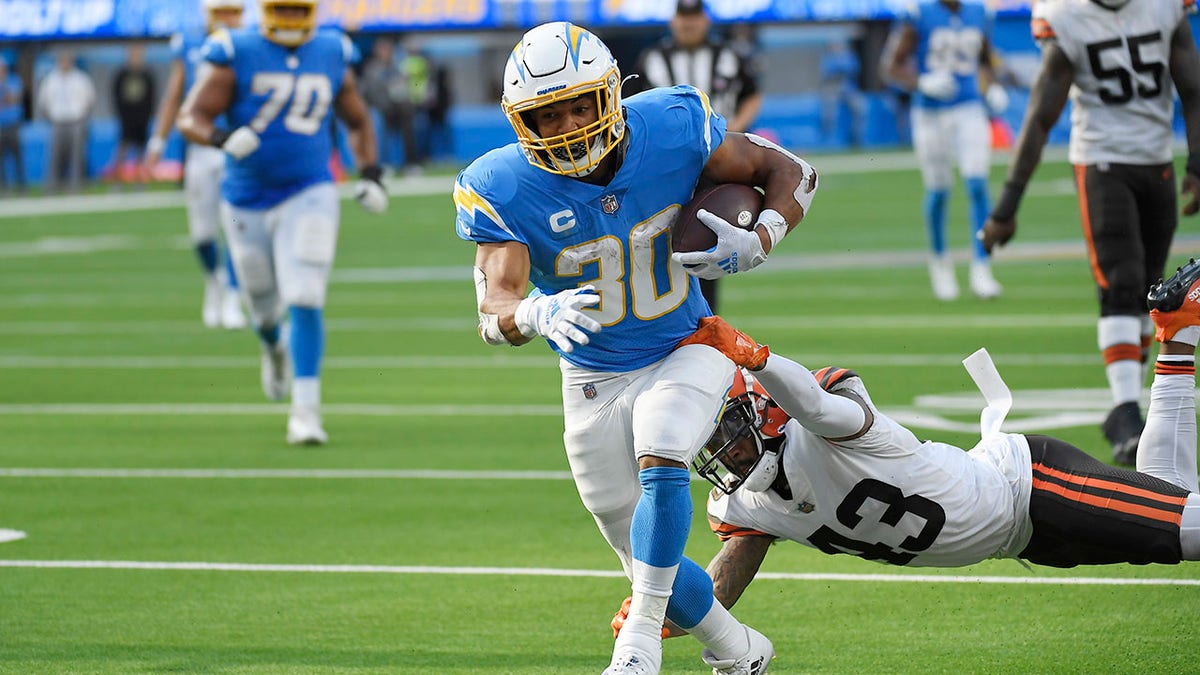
453,181,513,239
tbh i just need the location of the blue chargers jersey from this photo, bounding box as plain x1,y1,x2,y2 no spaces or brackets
454,86,726,372
202,28,354,208
900,0,992,109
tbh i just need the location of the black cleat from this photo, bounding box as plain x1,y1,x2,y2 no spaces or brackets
1103,401,1143,467
1149,258,1200,343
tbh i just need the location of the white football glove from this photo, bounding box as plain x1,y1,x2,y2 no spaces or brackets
514,285,602,353
212,126,260,160
354,166,388,214
671,209,767,280
916,71,959,102
985,83,1010,114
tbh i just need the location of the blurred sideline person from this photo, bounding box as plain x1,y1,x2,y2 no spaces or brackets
109,43,155,187
36,50,95,194
178,0,388,445
629,0,763,313
982,0,1200,467
145,0,246,330
0,58,27,194
881,0,1007,301
455,21,816,675
611,301,1200,620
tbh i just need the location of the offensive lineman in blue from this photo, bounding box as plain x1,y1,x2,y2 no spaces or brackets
178,0,388,445
145,0,247,330
882,0,1008,301
454,22,817,675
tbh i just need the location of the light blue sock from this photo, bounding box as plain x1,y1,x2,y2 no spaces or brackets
223,246,240,290
288,306,324,378
965,176,991,261
195,240,219,274
665,556,716,630
923,189,949,256
631,466,692,569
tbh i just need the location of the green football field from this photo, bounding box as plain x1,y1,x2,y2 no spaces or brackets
1,153,1198,674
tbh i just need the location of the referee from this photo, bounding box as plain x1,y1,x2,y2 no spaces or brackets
632,0,763,311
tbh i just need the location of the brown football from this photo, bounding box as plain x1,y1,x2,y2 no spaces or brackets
671,183,764,254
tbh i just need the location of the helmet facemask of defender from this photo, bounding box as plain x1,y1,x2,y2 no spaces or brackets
204,0,244,32
502,22,625,177
694,370,790,495
259,0,318,46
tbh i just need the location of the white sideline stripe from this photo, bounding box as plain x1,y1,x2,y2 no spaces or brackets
0,468,575,480
0,559,1194,586
0,353,1108,370
0,530,27,544
0,403,562,416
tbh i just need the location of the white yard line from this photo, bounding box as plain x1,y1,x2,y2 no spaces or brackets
0,558,1193,586
0,467,574,479
0,403,562,416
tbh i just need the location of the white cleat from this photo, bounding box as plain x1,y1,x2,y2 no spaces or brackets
202,276,223,328
260,341,291,402
701,625,775,675
928,256,959,301
970,260,1003,299
287,405,328,446
602,646,659,675
220,288,247,329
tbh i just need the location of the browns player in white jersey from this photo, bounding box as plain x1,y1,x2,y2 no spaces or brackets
982,0,1200,466
603,303,1200,625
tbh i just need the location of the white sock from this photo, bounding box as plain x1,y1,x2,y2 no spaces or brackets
292,377,320,408
686,601,750,661
1138,359,1198,492
1171,326,1200,347
1181,495,1200,561
1098,316,1144,405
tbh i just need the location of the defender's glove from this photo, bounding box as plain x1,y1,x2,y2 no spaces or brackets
917,71,959,102
514,285,602,353
672,209,767,280
985,83,1009,114
355,165,388,214
611,597,671,640
210,126,260,160
676,315,770,371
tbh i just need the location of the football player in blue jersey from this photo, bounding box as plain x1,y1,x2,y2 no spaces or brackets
145,0,247,330
882,0,1008,301
177,0,388,445
454,22,817,675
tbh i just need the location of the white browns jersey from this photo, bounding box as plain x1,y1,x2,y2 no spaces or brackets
1033,0,1195,165
706,412,1035,568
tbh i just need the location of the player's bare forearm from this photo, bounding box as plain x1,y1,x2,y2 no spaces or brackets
1170,18,1200,154
177,64,234,145
335,71,379,170
703,133,807,225
706,533,773,609
879,25,918,91
474,242,535,346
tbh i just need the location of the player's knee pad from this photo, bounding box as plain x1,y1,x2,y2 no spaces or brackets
292,213,338,266
279,269,330,308
632,346,734,464
232,247,274,295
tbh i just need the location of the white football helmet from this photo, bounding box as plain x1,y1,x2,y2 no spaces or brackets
203,0,244,32
259,0,318,46
502,22,625,177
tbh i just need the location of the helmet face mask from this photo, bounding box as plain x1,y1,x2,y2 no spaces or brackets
694,371,788,495
259,0,318,46
502,22,625,177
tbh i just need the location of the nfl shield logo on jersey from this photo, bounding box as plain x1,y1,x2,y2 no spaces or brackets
601,194,619,215
582,383,597,400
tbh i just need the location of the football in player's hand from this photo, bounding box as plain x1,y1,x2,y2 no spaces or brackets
671,183,764,254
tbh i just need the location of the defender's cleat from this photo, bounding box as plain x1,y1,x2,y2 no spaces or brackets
1102,401,1143,467
602,646,659,675
1148,258,1200,343
287,405,328,446
220,289,246,330
261,341,291,402
970,261,1002,300
701,625,775,675
202,276,223,328
928,256,959,301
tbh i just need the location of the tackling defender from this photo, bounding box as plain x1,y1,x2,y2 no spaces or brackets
146,0,247,330
454,21,816,675
881,0,1007,301
613,281,1200,626
178,0,388,445
983,0,1200,467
